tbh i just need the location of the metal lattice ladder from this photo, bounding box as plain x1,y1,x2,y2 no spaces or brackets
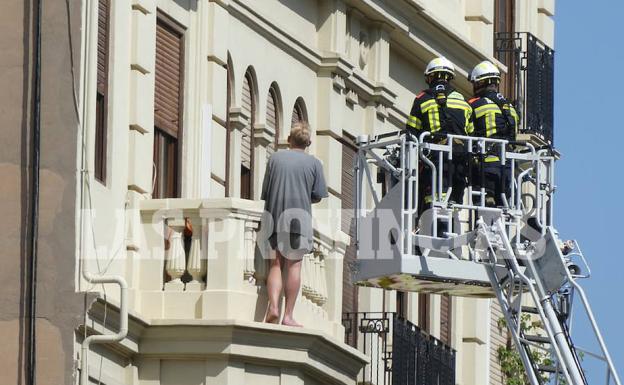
475,218,621,385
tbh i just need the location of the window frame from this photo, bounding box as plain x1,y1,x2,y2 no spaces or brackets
94,0,111,184
153,11,186,199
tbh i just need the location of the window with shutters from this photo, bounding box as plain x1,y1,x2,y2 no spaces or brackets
266,84,280,158
95,0,110,183
241,70,256,199
153,14,185,199
494,0,516,98
291,98,306,127
341,138,358,314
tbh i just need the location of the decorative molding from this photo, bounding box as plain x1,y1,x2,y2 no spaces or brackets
332,73,346,92
345,89,359,106
375,103,388,120
253,123,274,146
228,108,248,132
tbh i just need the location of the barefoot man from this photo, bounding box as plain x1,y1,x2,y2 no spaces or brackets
260,121,328,326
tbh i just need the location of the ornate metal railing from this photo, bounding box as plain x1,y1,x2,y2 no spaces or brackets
343,312,455,385
495,32,555,145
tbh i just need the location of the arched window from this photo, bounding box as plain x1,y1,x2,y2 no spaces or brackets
240,69,256,199
291,97,307,127
266,84,280,158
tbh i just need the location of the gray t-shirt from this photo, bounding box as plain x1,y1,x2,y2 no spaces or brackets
260,149,328,239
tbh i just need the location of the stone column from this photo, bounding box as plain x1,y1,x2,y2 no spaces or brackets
186,217,207,291
164,221,186,291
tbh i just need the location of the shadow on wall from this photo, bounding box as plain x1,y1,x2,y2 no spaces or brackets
277,0,319,26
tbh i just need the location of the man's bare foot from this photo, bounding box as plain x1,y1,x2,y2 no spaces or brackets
265,306,280,324
281,316,303,327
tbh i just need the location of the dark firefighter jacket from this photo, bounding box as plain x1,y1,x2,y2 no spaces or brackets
468,91,519,140
406,86,473,139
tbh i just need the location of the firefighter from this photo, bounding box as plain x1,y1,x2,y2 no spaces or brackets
406,57,473,211
468,60,520,207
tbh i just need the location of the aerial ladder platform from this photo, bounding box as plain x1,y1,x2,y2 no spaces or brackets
352,131,621,385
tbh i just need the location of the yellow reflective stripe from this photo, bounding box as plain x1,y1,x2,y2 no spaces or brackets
407,115,422,130
429,108,441,132
446,100,471,111
465,109,474,134
504,105,520,132
420,99,437,110
424,192,447,204
448,91,464,100
485,156,500,163
486,113,496,137
474,105,500,118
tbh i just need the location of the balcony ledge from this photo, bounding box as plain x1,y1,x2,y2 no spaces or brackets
83,297,368,385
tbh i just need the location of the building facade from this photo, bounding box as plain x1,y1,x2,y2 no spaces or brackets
1,0,555,384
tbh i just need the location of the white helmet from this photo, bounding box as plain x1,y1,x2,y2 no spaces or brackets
470,61,501,83
424,57,455,78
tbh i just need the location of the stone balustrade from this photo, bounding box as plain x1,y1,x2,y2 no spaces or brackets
135,198,347,339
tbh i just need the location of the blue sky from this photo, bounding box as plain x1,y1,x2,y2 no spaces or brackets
554,0,624,380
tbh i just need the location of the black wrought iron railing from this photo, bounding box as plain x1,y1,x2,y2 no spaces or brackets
343,312,456,385
495,32,555,145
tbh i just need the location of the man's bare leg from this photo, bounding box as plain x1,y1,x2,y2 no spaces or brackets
281,256,303,327
265,250,283,324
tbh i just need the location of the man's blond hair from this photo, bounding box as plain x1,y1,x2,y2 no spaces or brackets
289,121,311,148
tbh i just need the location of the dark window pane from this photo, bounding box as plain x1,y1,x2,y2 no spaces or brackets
153,128,178,199
95,0,110,184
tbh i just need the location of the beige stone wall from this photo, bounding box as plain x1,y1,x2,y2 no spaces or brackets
76,1,555,384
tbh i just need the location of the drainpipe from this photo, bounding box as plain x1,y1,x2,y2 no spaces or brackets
79,271,128,385
77,1,128,385
26,0,42,383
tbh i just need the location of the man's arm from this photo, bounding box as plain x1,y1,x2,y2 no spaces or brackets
406,97,423,133
311,159,328,204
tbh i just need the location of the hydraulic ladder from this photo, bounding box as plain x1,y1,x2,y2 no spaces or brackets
473,217,620,385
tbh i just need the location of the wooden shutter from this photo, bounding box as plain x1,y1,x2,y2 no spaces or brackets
440,294,452,344
342,141,358,314
153,15,184,199
266,87,279,158
94,0,110,183
291,100,305,127
155,18,184,138
494,0,516,98
241,73,254,169
240,72,254,199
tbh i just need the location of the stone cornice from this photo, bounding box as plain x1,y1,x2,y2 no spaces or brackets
82,300,368,385
139,197,265,220
142,320,368,385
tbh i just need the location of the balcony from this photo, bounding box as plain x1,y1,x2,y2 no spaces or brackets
343,312,456,385
133,197,347,338
495,32,555,146
77,197,369,385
